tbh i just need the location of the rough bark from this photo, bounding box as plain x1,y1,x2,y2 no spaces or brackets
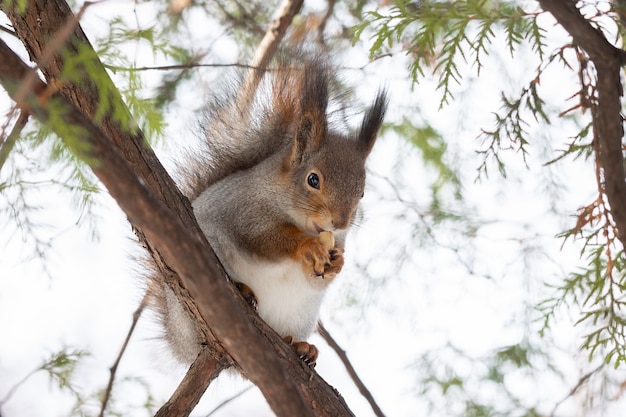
0,1,355,416
538,0,626,249
154,349,226,417
2,0,230,410
0,37,357,417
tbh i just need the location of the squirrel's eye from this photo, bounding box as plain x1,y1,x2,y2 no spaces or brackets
307,173,320,190
361,191,365,199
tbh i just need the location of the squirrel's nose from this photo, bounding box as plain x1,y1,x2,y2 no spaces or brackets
332,210,352,230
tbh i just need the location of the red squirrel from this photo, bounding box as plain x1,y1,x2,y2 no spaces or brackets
149,54,387,367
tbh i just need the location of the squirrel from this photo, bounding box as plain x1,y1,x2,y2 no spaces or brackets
149,53,387,368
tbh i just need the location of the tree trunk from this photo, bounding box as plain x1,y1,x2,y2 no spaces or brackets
538,0,626,249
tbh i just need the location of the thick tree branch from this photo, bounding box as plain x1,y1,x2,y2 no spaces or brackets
0,2,357,415
1,0,198,231
0,38,317,417
1,1,230,410
538,0,626,250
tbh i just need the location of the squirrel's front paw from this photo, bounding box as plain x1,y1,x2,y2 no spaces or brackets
324,247,344,279
296,237,332,277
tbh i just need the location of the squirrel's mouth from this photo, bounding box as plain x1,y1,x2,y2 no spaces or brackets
306,219,333,236
312,222,325,234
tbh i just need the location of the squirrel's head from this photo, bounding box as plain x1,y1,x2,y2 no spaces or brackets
280,70,388,236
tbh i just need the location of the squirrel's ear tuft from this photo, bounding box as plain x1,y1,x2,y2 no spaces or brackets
300,61,329,122
358,89,388,156
285,62,329,168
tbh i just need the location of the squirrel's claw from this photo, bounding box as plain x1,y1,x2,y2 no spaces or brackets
324,247,344,279
298,237,332,277
235,282,258,310
284,336,318,368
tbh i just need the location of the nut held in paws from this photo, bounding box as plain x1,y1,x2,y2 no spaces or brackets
318,231,335,250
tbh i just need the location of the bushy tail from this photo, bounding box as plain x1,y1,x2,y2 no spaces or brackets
178,54,333,200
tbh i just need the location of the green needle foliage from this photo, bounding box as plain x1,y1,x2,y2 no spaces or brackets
354,0,545,107
354,0,626,371
0,348,88,409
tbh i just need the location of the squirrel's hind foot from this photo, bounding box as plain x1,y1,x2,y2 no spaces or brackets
235,282,258,310
284,335,318,368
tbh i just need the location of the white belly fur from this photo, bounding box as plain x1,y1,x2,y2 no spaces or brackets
222,244,324,341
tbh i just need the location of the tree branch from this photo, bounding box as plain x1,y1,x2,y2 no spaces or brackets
99,297,147,417
249,0,303,70
538,0,626,250
154,348,226,417
0,2,357,415
318,322,386,417
549,364,604,417
240,0,304,106
1,0,199,230
0,108,29,173
1,1,230,410
0,38,317,417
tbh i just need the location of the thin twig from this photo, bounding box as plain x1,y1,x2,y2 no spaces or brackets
315,0,336,44
205,385,254,417
98,297,147,417
0,367,40,408
317,321,386,417
0,24,16,37
0,108,29,173
549,364,603,417
103,62,262,72
239,0,304,108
